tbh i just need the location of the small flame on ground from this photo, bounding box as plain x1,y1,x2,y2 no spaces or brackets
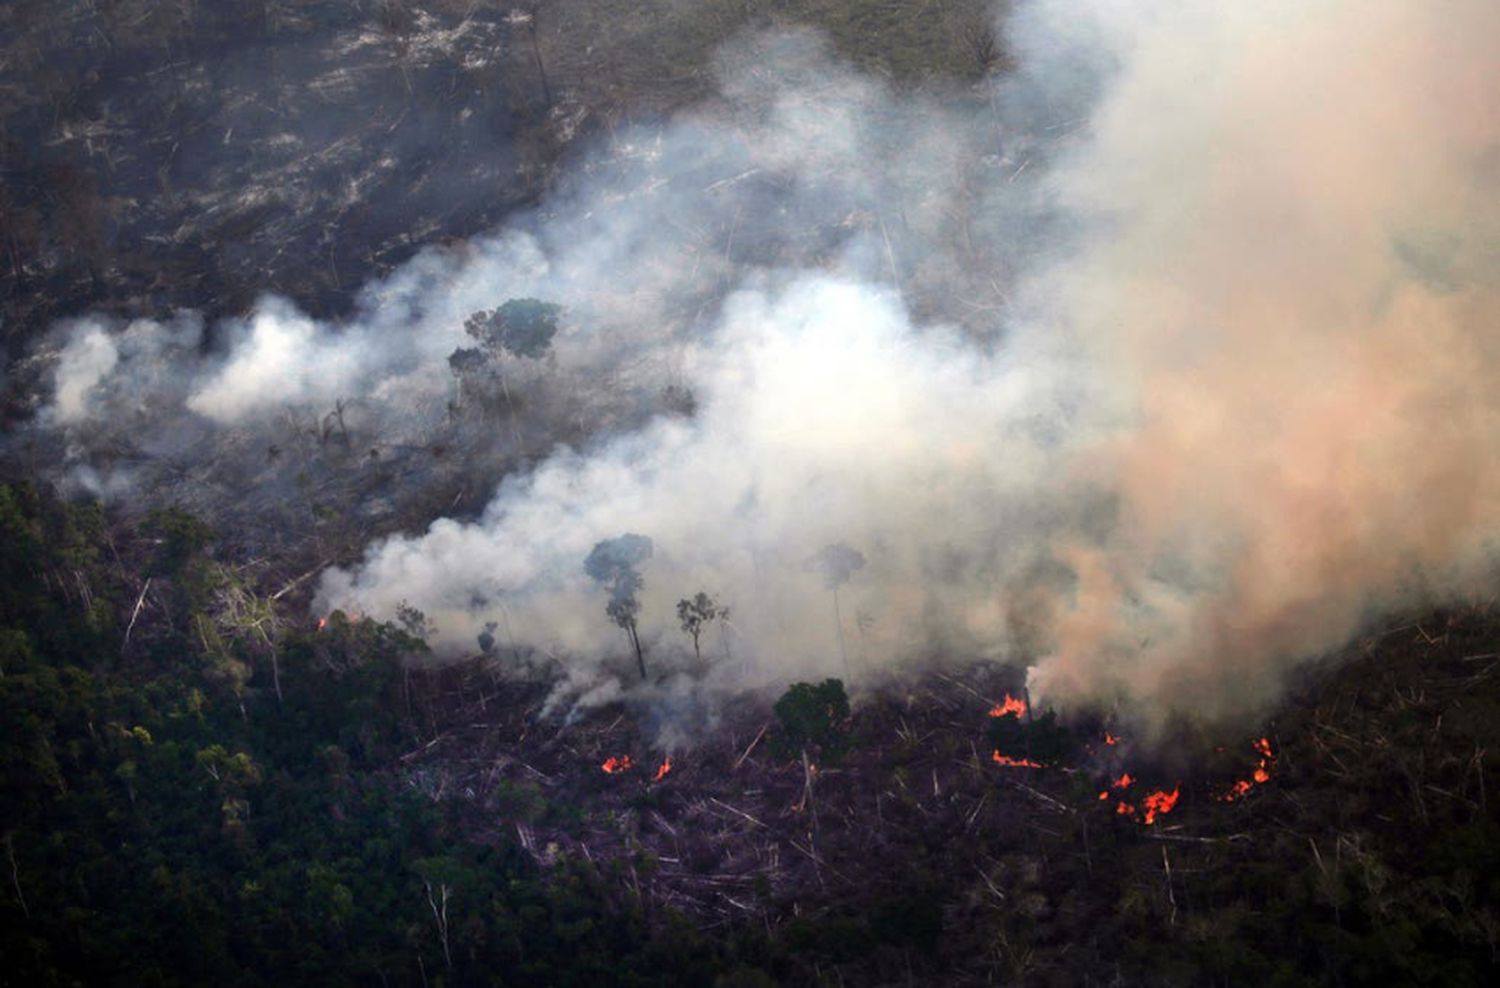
988,694,1027,719
1103,732,1120,746
601,755,634,774
1141,785,1181,825
317,611,364,631
653,756,672,782
1220,737,1276,802
1102,777,1179,823
991,749,1042,768
1101,772,1176,825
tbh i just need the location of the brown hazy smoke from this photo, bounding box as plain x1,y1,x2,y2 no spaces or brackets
1025,0,1500,721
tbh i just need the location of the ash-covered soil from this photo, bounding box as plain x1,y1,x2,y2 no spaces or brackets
0,0,1001,344
0,1,541,339
388,606,1500,984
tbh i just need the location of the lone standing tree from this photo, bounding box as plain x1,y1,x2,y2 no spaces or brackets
453,297,563,447
464,298,561,360
676,591,723,662
585,534,654,680
807,542,866,676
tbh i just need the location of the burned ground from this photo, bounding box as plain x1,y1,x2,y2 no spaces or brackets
383,607,1500,984
0,0,1001,344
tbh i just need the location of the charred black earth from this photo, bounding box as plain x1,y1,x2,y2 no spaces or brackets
1,1,537,340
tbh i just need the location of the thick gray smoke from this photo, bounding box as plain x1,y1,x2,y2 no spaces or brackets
18,1,1500,729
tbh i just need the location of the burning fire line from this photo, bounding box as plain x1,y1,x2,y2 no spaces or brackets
1098,772,1134,801
315,611,364,632
988,693,1027,719
1092,766,1179,825
976,697,1254,826
1140,785,1180,825
601,755,634,774
987,693,1042,767
978,692,1176,821
1089,734,1272,822
991,750,1043,768
1219,737,1276,802
1106,783,1180,825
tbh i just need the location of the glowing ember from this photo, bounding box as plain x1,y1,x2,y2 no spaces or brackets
1103,732,1120,746
1220,737,1276,802
1141,785,1180,825
316,611,363,630
1098,791,1110,801
991,749,1042,768
1115,801,1135,816
988,694,1028,719
1112,772,1134,789
601,755,634,774
653,756,672,782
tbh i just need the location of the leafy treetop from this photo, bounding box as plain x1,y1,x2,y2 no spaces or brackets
808,542,866,589
463,297,562,360
772,678,851,763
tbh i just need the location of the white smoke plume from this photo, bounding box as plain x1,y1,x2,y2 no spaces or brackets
17,1,1500,729
318,273,1083,679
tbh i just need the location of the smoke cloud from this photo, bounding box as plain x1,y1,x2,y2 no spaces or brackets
12,1,1500,730
1017,0,1500,720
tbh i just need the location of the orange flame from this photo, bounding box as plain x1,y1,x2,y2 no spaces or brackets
1220,737,1276,802
988,694,1027,719
601,755,634,774
1106,776,1179,824
1141,785,1180,825
317,611,365,630
1103,732,1120,746
653,756,672,782
991,749,1042,768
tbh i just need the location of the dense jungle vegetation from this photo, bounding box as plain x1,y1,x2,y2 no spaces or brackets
4,481,1500,985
